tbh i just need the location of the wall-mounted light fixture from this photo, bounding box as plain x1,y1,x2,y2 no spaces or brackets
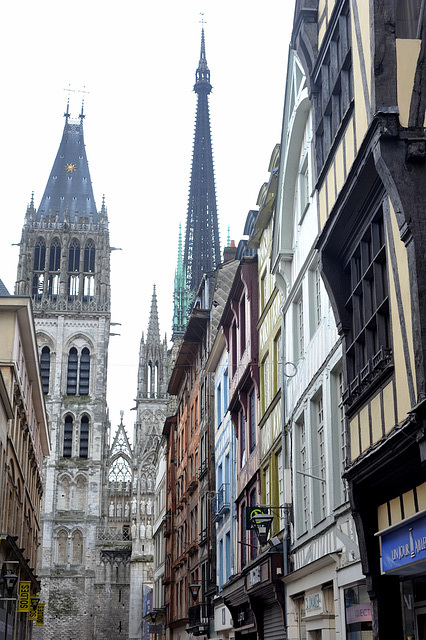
250,513,274,546
189,583,201,602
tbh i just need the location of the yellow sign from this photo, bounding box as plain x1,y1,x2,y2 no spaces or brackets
18,581,31,613
29,606,37,621
36,603,45,626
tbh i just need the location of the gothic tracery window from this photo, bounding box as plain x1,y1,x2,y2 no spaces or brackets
49,238,61,271
109,456,132,483
84,240,95,272
32,238,46,299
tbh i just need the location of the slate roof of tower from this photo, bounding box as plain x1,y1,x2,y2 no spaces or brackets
36,106,97,222
0,279,10,296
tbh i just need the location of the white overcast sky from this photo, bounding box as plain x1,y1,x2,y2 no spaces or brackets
0,1,295,435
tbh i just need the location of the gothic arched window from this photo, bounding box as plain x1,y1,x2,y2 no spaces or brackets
63,415,73,457
109,455,132,483
67,348,78,395
49,238,61,271
84,240,95,273
57,530,68,564
40,346,50,394
68,239,80,272
72,531,83,565
79,348,90,395
79,415,89,458
58,476,70,510
32,238,46,299
34,238,46,271
75,477,86,510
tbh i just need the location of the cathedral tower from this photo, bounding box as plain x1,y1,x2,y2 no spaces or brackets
128,285,169,639
182,28,220,304
16,104,111,640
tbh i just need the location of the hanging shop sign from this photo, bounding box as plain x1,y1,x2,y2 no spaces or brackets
381,512,426,573
18,582,31,613
245,506,268,530
36,603,45,626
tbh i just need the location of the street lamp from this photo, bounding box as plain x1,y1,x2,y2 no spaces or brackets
250,513,274,546
30,596,40,612
0,572,18,597
189,584,201,602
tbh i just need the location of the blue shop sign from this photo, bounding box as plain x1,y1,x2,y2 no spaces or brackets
381,513,426,574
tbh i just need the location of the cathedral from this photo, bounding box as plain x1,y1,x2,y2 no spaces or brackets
14,102,169,639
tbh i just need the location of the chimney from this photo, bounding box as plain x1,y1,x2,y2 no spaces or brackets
223,240,237,263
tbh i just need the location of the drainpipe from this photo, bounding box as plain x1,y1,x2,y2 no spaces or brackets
280,306,289,580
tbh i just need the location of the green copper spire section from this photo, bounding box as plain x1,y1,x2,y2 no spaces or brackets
173,224,188,338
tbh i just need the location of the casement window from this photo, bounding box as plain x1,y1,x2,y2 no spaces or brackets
396,0,425,38
262,354,270,412
239,294,246,355
40,346,50,394
313,392,326,521
277,450,284,528
343,205,391,404
249,487,258,560
217,382,222,428
296,413,309,533
249,389,256,453
314,0,353,172
240,502,247,568
294,291,305,360
240,410,246,468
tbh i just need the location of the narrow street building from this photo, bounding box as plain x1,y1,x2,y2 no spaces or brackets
291,0,426,636
0,292,50,640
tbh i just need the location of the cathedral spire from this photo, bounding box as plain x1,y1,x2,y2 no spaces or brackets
183,27,220,305
173,223,188,338
147,285,160,344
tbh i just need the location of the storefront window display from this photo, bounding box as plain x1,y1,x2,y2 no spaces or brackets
344,583,373,639
401,577,426,640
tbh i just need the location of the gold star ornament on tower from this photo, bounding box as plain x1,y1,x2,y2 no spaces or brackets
65,163,77,173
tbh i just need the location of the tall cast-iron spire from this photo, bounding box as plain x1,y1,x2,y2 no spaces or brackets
183,27,220,299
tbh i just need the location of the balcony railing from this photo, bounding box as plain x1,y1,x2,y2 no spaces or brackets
188,602,211,636
198,460,208,480
212,483,230,521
